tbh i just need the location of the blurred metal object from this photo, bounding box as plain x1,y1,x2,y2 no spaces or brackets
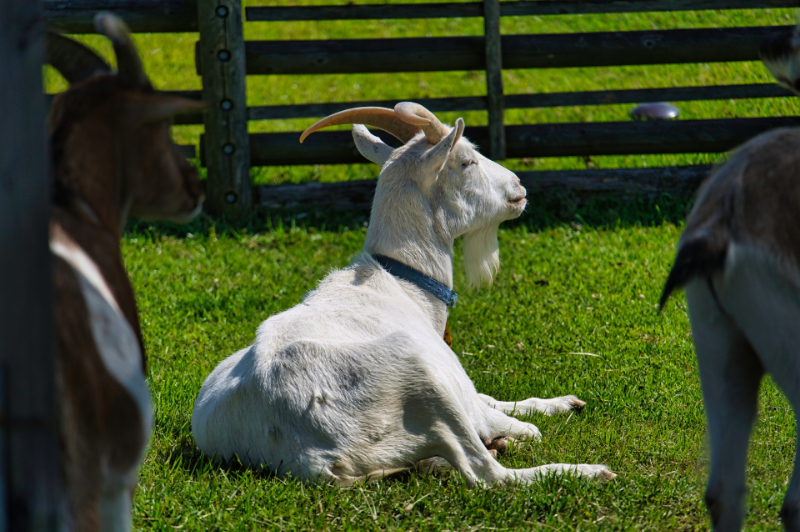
630,102,680,120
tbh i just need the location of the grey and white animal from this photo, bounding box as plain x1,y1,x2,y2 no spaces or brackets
660,23,800,532
192,103,614,486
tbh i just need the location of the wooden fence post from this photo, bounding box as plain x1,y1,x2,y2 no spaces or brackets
483,0,506,160
0,0,62,529
197,0,252,218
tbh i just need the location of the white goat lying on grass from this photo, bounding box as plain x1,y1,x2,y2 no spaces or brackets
192,103,613,486
660,25,800,532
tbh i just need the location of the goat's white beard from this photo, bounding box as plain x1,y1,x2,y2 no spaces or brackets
462,225,500,288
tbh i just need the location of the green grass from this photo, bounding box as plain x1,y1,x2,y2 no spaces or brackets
127,204,797,531
50,4,800,530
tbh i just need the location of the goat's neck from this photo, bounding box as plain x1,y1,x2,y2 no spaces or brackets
363,211,454,333
54,127,132,238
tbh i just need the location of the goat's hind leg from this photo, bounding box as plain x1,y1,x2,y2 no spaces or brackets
713,252,800,532
686,278,763,531
478,393,585,416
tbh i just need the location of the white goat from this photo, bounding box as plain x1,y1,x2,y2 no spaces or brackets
660,25,800,532
192,103,613,486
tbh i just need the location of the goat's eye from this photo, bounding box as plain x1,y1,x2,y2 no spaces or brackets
461,160,476,168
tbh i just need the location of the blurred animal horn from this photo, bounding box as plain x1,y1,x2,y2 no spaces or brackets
94,12,150,88
394,102,450,144
45,32,111,85
299,107,421,144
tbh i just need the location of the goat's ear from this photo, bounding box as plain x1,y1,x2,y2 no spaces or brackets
352,124,394,166
135,95,207,125
419,118,464,186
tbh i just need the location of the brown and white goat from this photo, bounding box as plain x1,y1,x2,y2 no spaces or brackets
660,23,800,532
47,13,204,531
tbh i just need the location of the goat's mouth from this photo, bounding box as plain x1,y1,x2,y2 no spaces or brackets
508,196,527,208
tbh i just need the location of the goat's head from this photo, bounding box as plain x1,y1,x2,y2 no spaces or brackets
760,20,800,94
300,103,526,287
47,13,206,233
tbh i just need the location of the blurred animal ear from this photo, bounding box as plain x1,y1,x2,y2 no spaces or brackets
352,125,394,166
135,95,207,125
95,12,150,88
45,32,111,84
418,118,464,187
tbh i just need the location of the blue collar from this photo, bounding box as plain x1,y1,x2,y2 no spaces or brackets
372,254,458,308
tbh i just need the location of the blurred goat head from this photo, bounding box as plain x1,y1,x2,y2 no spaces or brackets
46,12,206,233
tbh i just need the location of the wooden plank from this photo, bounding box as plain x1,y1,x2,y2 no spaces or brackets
197,0,252,218
503,117,800,158
248,96,487,121
503,83,793,108
44,0,198,33
246,3,481,21
518,164,711,198
502,0,800,16
237,26,792,75
247,1,800,22
177,145,196,159
248,116,800,166
257,165,712,212
484,0,506,160
0,0,62,529
244,83,790,122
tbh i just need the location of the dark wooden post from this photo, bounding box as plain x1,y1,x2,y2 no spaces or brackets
197,0,252,218
0,0,62,530
483,0,506,160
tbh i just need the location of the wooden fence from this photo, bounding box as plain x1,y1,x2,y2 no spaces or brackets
45,0,800,217
4,0,62,529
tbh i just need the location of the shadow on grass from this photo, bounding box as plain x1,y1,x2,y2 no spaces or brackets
160,439,468,488
126,191,696,240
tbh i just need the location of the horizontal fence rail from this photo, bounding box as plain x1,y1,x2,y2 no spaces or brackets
44,0,198,33
167,83,790,125
239,116,800,166
247,1,800,22
243,83,791,122
168,83,791,125
258,164,714,211
218,26,792,76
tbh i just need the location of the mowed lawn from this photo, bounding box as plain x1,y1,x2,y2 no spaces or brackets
50,3,800,531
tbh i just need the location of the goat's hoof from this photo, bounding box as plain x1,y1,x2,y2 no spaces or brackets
567,396,586,411
598,468,617,481
485,436,510,455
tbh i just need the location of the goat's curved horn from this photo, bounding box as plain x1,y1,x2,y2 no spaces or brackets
299,107,421,144
394,102,449,145
94,12,150,88
45,32,111,85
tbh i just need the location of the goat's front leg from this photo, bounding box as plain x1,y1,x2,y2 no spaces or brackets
686,279,763,532
478,393,585,416
407,379,613,486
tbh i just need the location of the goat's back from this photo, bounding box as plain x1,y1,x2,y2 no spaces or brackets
661,128,800,307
